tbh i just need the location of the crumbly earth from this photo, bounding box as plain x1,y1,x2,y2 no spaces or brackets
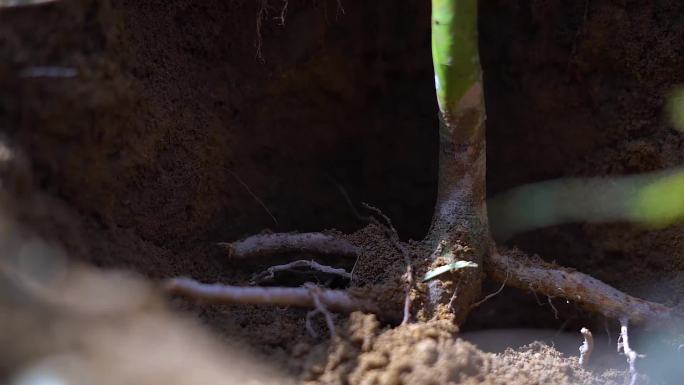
300,313,624,385
0,158,637,384
1,0,683,384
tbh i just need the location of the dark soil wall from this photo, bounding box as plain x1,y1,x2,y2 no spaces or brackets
479,0,684,328
1,0,683,330
1,0,437,251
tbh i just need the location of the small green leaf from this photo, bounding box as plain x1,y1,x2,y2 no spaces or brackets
422,261,478,282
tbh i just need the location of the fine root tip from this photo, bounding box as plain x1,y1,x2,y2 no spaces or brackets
579,327,594,367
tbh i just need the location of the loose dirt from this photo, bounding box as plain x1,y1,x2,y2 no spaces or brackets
1,0,683,384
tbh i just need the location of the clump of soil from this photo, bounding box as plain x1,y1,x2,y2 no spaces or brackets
301,313,619,385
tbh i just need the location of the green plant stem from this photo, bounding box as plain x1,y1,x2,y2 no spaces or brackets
424,0,489,323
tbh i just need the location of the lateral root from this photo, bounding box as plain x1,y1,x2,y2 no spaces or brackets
486,249,675,328
219,232,361,259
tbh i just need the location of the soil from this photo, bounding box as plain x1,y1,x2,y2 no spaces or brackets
1,0,684,384
300,313,626,385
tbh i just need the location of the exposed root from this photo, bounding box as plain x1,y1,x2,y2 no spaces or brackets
164,277,388,318
19,66,77,78
448,287,458,312
0,0,60,8
579,327,594,367
276,0,288,26
349,253,361,284
328,177,371,222
227,169,278,226
470,269,508,310
486,250,675,328
218,232,360,259
255,0,268,61
361,203,414,325
547,296,559,320
250,259,351,285
401,264,414,325
618,319,645,385
305,283,336,340
360,202,393,229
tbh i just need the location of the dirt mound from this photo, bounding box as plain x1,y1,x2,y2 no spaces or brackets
302,313,620,385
